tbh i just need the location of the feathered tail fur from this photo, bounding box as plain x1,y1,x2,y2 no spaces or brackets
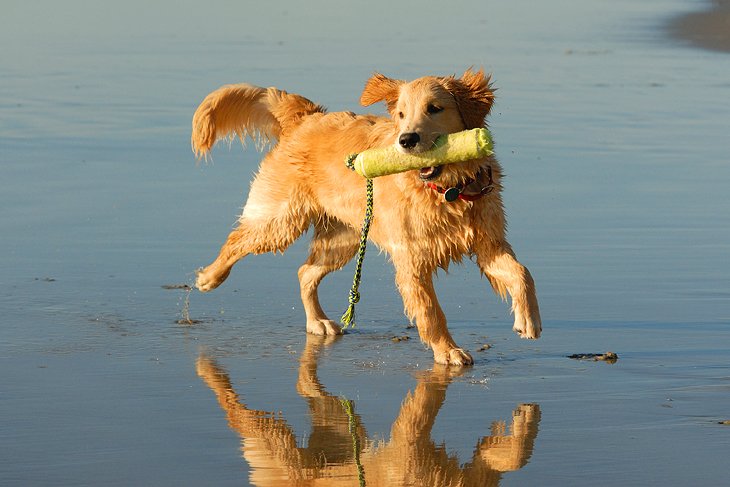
191,83,325,159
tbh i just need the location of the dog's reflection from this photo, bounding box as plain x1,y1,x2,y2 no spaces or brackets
196,335,540,486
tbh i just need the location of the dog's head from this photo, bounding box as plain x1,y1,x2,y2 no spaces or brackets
360,69,495,183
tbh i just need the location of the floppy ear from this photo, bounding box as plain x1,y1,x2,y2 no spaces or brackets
442,68,495,129
360,73,403,113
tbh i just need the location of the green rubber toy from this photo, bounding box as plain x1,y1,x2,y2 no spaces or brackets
345,128,493,178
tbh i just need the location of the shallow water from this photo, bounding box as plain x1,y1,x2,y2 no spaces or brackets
1,0,729,485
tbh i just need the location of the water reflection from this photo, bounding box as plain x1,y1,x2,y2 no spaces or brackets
197,336,540,486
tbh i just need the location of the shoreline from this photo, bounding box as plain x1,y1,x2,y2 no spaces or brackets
669,0,730,53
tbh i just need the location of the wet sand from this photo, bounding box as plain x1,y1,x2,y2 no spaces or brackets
2,0,729,485
669,0,730,52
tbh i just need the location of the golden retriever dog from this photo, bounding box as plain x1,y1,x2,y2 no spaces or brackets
196,335,542,486
191,68,541,365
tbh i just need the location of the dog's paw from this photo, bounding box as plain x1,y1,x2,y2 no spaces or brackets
434,347,474,366
195,265,229,292
513,310,541,339
306,319,343,336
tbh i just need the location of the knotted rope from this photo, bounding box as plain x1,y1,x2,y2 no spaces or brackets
340,175,374,328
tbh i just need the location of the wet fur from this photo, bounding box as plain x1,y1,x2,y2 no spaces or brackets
192,68,541,365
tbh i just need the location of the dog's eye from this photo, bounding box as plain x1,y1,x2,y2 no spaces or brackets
398,111,404,119
427,104,443,115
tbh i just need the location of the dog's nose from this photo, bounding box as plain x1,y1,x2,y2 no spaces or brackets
399,132,420,149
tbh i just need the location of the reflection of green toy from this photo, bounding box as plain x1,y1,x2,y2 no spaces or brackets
345,128,493,178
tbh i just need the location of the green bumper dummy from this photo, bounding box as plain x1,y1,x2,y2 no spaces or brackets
345,128,493,178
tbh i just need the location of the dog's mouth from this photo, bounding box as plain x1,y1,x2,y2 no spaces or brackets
418,166,443,181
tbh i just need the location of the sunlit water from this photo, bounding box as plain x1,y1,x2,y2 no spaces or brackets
1,1,728,485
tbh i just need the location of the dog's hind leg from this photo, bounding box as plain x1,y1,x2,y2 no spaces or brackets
196,158,314,292
195,221,269,292
298,218,360,336
474,239,542,339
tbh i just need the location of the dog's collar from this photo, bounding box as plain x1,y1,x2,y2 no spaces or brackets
425,166,494,202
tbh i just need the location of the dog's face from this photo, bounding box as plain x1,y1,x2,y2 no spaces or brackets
390,78,465,154
361,69,495,181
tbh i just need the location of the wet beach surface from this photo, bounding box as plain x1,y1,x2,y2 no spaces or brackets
669,0,730,52
2,1,729,485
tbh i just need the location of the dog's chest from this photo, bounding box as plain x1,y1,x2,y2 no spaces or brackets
374,199,479,262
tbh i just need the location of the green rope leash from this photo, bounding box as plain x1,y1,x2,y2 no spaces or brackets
340,174,374,329
340,397,366,486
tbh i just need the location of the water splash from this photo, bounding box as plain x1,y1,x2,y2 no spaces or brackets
162,279,202,325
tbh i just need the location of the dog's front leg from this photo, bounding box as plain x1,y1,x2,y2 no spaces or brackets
474,240,542,339
395,266,473,366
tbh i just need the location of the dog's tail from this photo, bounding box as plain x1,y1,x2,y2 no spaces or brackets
191,84,325,159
